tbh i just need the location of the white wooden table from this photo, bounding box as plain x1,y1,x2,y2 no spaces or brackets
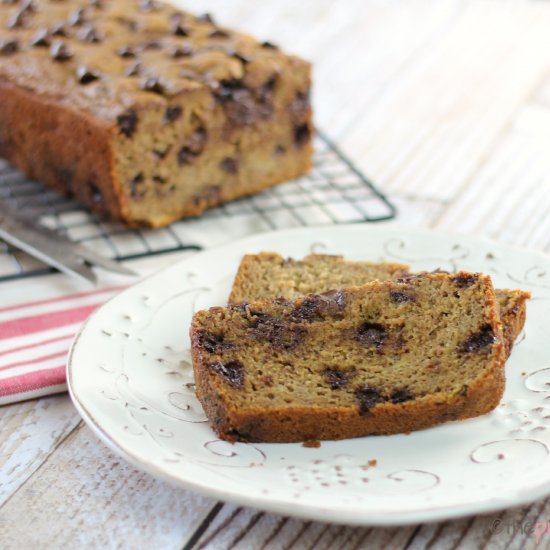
2,0,550,548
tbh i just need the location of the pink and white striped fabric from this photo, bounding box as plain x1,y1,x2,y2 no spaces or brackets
0,285,126,405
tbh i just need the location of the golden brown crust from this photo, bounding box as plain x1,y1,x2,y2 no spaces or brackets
192,272,506,443
0,80,125,221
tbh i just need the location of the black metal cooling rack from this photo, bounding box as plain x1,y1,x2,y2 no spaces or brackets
0,130,396,282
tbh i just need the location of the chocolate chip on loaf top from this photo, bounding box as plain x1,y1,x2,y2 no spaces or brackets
228,252,530,358
0,1,313,226
191,271,506,443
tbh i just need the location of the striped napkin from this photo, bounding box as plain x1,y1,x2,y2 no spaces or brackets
0,285,126,405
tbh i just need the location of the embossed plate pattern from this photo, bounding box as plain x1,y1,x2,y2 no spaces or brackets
67,225,550,525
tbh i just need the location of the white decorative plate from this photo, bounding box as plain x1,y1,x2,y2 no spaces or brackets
67,225,550,525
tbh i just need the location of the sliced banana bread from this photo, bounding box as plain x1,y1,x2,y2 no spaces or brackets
229,252,530,356
191,272,506,443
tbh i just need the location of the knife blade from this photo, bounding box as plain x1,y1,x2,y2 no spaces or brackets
0,200,137,283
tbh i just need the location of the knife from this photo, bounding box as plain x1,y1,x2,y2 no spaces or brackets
0,200,137,284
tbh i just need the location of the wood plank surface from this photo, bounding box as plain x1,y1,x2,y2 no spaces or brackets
1,0,550,549
0,422,216,550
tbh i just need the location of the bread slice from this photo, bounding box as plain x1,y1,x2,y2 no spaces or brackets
228,252,409,303
229,252,530,357
191,272,506,442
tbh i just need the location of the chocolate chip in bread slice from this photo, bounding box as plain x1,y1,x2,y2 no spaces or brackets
191,272,506,443
229,252,530,357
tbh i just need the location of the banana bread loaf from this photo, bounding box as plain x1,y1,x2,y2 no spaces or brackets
191,272,506,443
0,0,312,227
229,252,530,356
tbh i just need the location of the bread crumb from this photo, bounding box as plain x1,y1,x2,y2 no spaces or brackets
368,459,377,467
302,440,321,448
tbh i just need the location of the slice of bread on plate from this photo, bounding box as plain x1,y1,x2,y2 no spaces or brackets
191,272,506,443
229,252,530,357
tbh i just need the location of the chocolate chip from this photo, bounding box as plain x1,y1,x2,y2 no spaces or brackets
79,25,101,43
197,13,214,23
323,368,355,390
117,45,136,58
261,41,278,50
219,157,238,174
50,23,67,36
141,77,165,94
198,330,234,354
0,39,19,55
262,76,277,94
290,90,310,114
209,28,230,39
177,127,207,165
249,312,304,351
30,29,50,47
459,325,496,353
76,65,100,84
208,360,244,389
123,61,140,77
144,39,162,50
129,173,145,200
68,7,86,26
452,274,477,288
291,291,346,323
170,44,192,58
294,123,311,146
164,106,182,123
152,145,171,159
8,10,26,29
117,109,138,137
274,145,286,156
213,79,267,126
356,322,387,349
50,41,72,61
177,148,194,166
390,290,415,303
390,388,414,404
169,15,189,37
214,78,241,102
256,76,277,112
152,175,166,185
172,23,189,36
356,385,384,415
230,51,250,64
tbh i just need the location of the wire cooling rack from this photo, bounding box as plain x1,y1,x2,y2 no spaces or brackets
0,131,396,282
